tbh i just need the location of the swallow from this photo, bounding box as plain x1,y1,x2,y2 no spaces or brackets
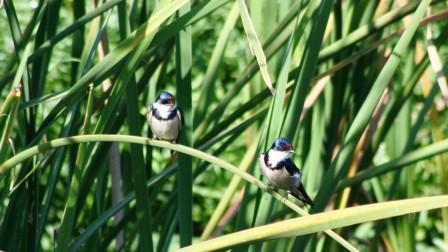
258,137,313,206
147,91,183,143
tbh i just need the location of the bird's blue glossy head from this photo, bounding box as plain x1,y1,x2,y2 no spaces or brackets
156,91,176,105
271,138,294,152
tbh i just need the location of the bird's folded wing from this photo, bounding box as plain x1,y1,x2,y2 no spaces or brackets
177,108,184,131
283,159,302,177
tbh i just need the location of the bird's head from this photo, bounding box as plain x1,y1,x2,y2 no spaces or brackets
271,138,294,153
156,91,176,105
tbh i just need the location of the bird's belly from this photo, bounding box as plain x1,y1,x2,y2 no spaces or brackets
266,169,299,190
258,155,299,190
150,117,179,141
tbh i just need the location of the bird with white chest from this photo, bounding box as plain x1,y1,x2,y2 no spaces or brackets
258,138,313,206
147,91,183,143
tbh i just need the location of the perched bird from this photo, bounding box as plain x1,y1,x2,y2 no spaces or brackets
258,138,313,206
147,91,183,143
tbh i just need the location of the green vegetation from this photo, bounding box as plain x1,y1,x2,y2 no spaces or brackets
0,0,447,251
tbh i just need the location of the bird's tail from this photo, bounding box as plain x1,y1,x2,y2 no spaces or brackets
292,183,314,206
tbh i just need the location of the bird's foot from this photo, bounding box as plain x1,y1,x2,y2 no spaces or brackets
276,190,289,203
278,191,289,202
279,195,288,204
266,187,289,203
266,185,277,194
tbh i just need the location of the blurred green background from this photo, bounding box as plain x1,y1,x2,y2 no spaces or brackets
0,0,448,251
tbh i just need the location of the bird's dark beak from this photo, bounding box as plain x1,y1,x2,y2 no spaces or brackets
286,144,294,153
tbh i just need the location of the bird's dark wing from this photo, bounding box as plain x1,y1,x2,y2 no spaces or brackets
171,107,184,146
176,107,184,131
295,183,314,206
282,159,301,177
283,159,314,206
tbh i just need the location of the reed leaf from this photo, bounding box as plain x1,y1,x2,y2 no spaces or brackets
182,196,448,251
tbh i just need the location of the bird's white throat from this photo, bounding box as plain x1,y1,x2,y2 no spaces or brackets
267,149,292,167
153,103,177,117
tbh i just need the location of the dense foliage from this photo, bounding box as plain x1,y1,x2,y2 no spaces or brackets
0,0,448,251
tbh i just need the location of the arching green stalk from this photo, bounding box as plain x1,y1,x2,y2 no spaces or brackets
0,134,357,251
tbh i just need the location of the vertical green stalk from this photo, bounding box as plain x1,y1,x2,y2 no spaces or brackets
35,106,79,251
77,85,94,162
313,0,431,211
0,87,21,160
386,99,414,252
3,0,34,122
125,61,153,252
281,0,334,140
89,1,189,248
231,3,316,239
200,142,257,241
238,0,275,93
71,0,85,82
56,85,94,251
390,51,415,252
250,19,300,251
302,94,325,195
194,2,238,126
175,1,193,247
0,42,33,252
422,67,448,251
295,0,432,250
426,19,448,248
116,1,166,249
192,0,308,140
